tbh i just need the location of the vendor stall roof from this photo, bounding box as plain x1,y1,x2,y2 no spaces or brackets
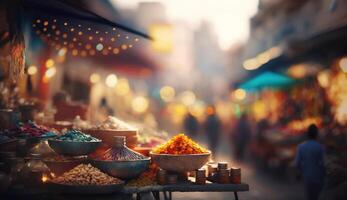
9,0,152,57
240,71,295,91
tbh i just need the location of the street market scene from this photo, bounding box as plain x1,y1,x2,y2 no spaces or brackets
0,0,346,200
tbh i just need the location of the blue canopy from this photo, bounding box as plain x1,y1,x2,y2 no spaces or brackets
240,72,295,91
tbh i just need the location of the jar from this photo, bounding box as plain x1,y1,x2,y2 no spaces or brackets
230,168,241,184
207,164,218,177
217,162,228,170
157,169,167,185
195,169,206,185
22,154,51,188
218,169,230,184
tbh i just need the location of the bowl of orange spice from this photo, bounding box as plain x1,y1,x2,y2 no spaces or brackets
150,134,211,172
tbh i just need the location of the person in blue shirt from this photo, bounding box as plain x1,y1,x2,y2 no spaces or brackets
295,124,325,200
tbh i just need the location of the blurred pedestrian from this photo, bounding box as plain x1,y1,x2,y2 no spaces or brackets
98,97,114,121
234,113,251,161
183,111,199,139
295,124,325,200
204,106,221,156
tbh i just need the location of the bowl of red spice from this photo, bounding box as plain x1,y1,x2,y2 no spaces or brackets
90,136,150,179
150,134,211,172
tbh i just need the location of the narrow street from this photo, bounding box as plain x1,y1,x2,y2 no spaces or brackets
174,135,306,200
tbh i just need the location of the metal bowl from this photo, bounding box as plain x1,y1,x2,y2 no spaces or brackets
48,140,101,156
150,151,211,172
90,158,150,179
44,157,87,176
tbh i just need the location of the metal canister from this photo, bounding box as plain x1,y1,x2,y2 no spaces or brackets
218,169,230,184
167,174,178,184
230,168,241,184
207,163,217,177
217,162,228,170
195,169,206,185
157,169,167,185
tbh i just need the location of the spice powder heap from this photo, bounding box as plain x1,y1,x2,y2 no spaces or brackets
152,133,208,154
53,164,122,185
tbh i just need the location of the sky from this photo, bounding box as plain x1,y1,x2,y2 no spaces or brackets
111,0,259,50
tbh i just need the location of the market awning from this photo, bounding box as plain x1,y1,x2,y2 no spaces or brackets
240,71,295,91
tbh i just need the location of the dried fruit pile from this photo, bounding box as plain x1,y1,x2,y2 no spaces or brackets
152,133,208,154
10,121,57,138
52,164,122,185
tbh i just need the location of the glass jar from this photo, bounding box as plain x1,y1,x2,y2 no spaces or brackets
22,154,51,188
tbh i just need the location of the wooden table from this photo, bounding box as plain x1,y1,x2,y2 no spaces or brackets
123,181,249,200
2,181,249,200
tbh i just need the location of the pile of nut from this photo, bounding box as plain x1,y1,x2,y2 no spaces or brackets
95,116,134,130
53,164,122,185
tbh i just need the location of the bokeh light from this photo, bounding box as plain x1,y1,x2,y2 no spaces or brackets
160,86,175,102
27,65,38,75
105,74,118,87
89,73,101,84
45,59,55,68
115,78,130,95
132,96,149,113
180,90,196,106
233,88,246,100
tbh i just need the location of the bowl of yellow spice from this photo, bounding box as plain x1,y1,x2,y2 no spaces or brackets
150,134,211,172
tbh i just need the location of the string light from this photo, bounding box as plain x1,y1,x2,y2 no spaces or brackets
85,44,92,50
81,50,87,57
113,48,119,54
102,49,109,55
96,43,103,51
32,18,141,57
89,49,96,56
121,44,127,50
72,49,78,56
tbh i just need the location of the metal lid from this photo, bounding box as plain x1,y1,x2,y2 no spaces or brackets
113,136,126,148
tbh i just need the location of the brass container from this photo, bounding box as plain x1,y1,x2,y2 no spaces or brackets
195,169,206,185
218,169,230,184
230,167,241,184
217,162,228,170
